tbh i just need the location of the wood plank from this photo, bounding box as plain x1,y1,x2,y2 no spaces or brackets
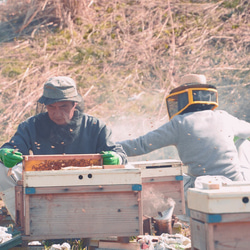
98,241,140,250
142,175,178,183
25,191,142,240
206,223,214,250
26,184,141,195
212,221,250,249
23,168,141,187
24,195,30,236
130,159,182,168
141,168,184,178
103,165,126,169
180,180,185,214
130,160,188,175
190,211,250,250
15,184,24,228
137,190,143,235
23,154,102,171
190,210,250,223
190,218,208,250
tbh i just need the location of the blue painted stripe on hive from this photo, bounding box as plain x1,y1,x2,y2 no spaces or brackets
175,175,183,180
207,214,222,223
132,184,142,191
25,187,36,194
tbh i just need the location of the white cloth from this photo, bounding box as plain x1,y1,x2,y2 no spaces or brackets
0,226,12,244
235,138,250,181
0,163,22,192
0,163,22,220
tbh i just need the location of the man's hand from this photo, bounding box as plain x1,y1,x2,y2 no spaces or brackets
101,151,121,165
0,148,23,168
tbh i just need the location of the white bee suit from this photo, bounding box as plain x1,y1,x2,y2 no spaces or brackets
235,138,250,181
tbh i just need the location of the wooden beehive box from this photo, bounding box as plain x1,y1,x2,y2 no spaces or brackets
15,154,143,241
187,182,250,250
130,159,186,217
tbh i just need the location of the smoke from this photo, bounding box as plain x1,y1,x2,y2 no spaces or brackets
142,186,176,218
109,114,180,161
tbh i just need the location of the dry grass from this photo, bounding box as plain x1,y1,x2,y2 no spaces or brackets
0,0,249,150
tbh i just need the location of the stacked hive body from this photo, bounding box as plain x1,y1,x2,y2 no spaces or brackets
15,154,143,241
187,182,250,250
131,159,186,217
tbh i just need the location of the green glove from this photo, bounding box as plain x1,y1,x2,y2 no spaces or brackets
101,151,121,165
0,148,23,168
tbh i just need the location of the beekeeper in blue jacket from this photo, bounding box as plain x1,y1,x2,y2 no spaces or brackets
119,74,250,184
0,76,127,211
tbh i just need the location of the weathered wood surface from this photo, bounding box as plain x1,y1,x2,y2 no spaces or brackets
88,237,140,250
24,184,140,195
16,157,187,242
23,168,141,187
191,216,250,250
98,241,140,250
130,159,182,168
21,189,142,240
15,184,24,230
190,210,250,223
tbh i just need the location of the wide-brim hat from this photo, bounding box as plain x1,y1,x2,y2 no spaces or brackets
180,74,207,85
38,76,82,105
170,74,216,94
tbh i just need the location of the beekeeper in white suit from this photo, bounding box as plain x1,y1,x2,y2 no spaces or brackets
119,74,250,195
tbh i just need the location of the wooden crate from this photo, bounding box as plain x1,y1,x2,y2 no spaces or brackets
187,183,250,250
15,154,143,241
88,238,141,250
131,160,186,217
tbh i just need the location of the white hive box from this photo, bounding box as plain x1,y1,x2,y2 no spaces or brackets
15,154,143,241
187,182,250,250
187,183,250,214
131,159,186,218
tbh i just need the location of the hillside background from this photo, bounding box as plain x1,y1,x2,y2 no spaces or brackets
0,0,249,161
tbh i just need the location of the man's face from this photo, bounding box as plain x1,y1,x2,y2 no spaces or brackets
46,101,77,125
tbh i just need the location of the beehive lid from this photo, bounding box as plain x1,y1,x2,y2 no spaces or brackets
187,182,250,214
130,159,187,177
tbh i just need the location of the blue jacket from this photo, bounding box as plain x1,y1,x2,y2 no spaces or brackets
1,110,127,164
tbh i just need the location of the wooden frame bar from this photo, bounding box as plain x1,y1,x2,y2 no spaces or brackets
22,154,102,171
